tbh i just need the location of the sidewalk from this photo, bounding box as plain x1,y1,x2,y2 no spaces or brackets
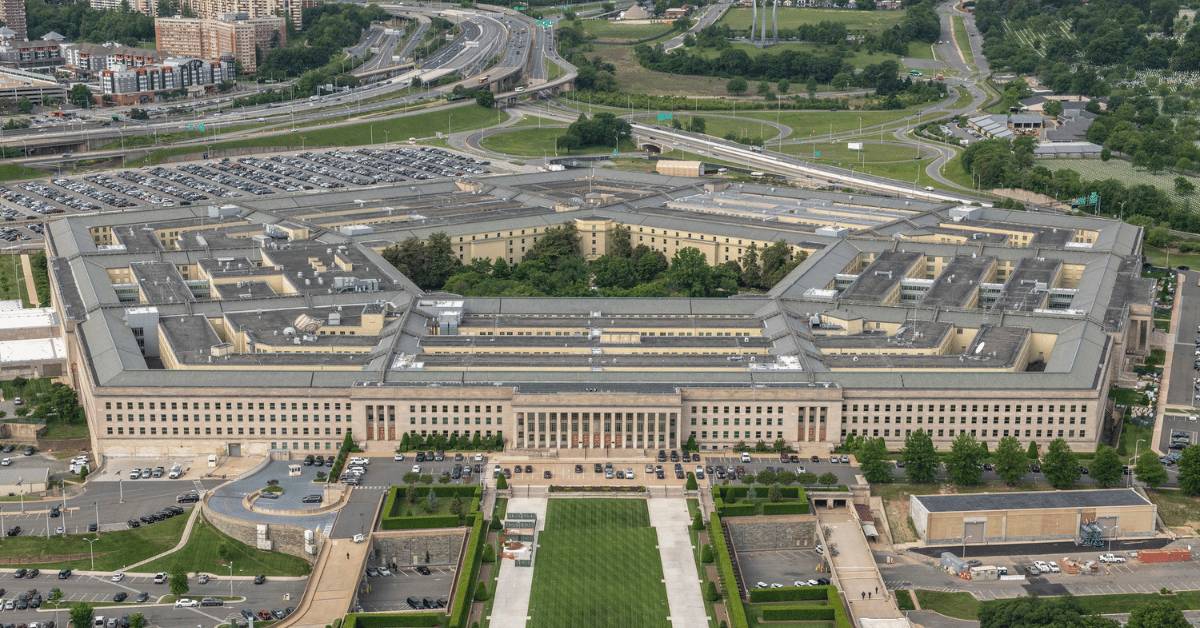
488,496,547,628
646,498,708,628
126,505,202,570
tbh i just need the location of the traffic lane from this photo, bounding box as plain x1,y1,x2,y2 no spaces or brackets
357,564,455,612
1168,270,1195,406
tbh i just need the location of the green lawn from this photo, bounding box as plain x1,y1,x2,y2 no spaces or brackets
732,110,916,140
692,43,907,82
137,513,312,577
528,500,669,628
132,104,506,166
0,514,187,571
1108,388,1150,407
1144,246,1200,270
0,254,31,306
941,154,977,190
1036,157,1200,208
0,164,47,182
716,7,908,32
546,56,566,80
780,141,921,165
510,115,565,128
952,16,974,65
746,601,835,628
894,590,915,611
480,128,638,156
914,590,980,620
1117,419,1153,461
583,19,676,41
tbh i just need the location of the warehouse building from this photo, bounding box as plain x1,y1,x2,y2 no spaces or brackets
42,171,1154,458
910,489,1157,546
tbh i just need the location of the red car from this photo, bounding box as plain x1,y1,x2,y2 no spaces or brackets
256,611,272,621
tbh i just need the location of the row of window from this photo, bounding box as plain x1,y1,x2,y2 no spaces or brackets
692,417,803,426
408,417,501,425
843,403,1087,414
518,432,674,441
694,406,784,414
108,426,345,436
845,416,1085,425
843,428,1085,439
693,431,781,440
405,405,503,414
106,400,350,411
106,414,347,423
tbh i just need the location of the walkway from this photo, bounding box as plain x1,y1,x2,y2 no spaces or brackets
19,253,37,306
647,498,709,628
818,510,904,621
278,539,366,628
488,496,548,628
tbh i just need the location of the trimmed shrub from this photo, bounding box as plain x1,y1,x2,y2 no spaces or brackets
762,502,806,515
481,543,495,563
762,606,835,621
474,579,489,601
749,586,831,602
710,515,749,628
447,515,486,628
717,502,755,517
700,544,713,563
704,580,721,601
343,614,441,628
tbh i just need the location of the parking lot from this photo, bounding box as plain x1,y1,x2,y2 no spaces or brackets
355,564,455,612
737,548,828,590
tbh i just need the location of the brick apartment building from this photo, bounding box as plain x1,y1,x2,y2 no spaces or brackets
155,13,285,74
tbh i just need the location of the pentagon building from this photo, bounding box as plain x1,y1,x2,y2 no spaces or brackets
44,170,1153,458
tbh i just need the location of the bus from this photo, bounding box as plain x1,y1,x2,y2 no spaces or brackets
909,70,923,76
750,171,765,178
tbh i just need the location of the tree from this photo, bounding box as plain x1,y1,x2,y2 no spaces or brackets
856,437,891,484
686,472,698,490
740,473,756,485
806,76,818,97
767,484,782,502
726,77,748,96
700,544,713,563
69,603,94,628
439,474,453,484
217,542,231,561
474,579,489,601
686,433,697,451
944,432,984,486
901,429,938,483
79,466,89,481
475,90,495,108
756,81,772,96
1043,100,1064,117
427,488,438,509
777,79,790,94
15,97,31,114
667,247,716,297
1026,441,1040,459
400,432,411,452
1179,445,1200,495
818,472,838,486
1041,438,1080,489
756,469,776,485
775,471,796,486
1126,600,1190,628
772,438,788,453
449,496,464,518
169,572,189,598
495,474,507,489
129,613,145,628
482,543,495,563
704,580,721,601
980,595,1119,628
1101,147,1112,161
403,473,420,487
1134,450,1168,489
1091,444,1123,488
69,84,94,108
693,511,704,530
1176,177,1196,195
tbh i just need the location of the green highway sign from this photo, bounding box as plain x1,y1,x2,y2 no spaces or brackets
537,20,554,26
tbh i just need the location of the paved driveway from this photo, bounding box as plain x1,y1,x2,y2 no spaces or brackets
647,498,708,628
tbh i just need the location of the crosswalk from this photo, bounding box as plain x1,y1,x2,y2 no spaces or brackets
322,522,333,536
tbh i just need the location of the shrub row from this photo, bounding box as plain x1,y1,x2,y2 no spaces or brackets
383,486,482,519
749,585,831,602
382,514,463,530
809,485,849,492
547,485,646,492
827,583,851,628
448,514,486,628
343,613,441,628
714,498,755,517
714,486,808,500
762,606,836,621
762,502,807,515
710,514,749,628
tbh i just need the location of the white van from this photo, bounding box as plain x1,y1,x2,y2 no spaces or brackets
741,452,751,463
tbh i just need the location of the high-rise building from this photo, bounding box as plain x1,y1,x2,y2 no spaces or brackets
139,0,317,25
155,13,284,74
0,0,27,42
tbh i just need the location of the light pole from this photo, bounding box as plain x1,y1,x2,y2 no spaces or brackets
359,512,365,536
85,537,98,570
447,113,453,138
229,562,234,598
1130,439,1147,485
370,124,376,146
93,501,99,533
383,130,389,148
119,478,123,504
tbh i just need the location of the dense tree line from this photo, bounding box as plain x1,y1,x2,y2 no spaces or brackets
257,4,388,78
555,111,631,154
26,0,156,47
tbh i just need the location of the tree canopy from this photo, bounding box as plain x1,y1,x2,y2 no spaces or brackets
901,429,938,483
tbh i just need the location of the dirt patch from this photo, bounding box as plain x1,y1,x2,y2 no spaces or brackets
884,498,916,544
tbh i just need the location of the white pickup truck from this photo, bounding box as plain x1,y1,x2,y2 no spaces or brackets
1098,553,1126,563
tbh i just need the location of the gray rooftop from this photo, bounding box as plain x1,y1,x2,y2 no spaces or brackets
914,488,1150,513
920,255,995,308
839,251,924,303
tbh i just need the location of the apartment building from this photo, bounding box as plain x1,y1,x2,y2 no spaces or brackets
138,0,316,24
62,43,170,78
45,171,1153,459
100,56,235,102
155,13,284,74
0,0,26,42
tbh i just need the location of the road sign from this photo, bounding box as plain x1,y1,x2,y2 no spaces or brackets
613,149,618,156
537,20,554,26
814,151,822,157
199,124,205,131
657,113,672,121
188,124,193,130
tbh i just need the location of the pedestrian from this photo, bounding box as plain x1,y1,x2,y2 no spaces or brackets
868,592,871,600
875,586,879,594
347,552,350,560
861,591,865,599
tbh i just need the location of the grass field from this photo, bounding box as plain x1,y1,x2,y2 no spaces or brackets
138,514,312,577
132,105,506,166
952,16,974,65
642,109,917,141
546,56,566,80
780,141,921,164
528,500,669,628
593,42,734,97
0,164,47,182
913,590,980,620
716,7,907,33
480,128,638,156
1117,419,1153,461
941,154,977,189
0,254,31,306
1035,158,1200,208
583,19,676,41
1146,489,1200,528
509,115,565,128
0,514,186,571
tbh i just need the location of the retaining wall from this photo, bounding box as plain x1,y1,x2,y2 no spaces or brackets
201,498,323,564
725,515,820,551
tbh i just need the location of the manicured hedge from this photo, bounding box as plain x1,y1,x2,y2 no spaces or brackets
710,514,749,628
762,606,836,621
343,612,442,628
548,485,646,492
448,513,486,628
716,486,804,499
382,485,483,529
827,583,851,628
382,514,463,530
762,502,806,515
749,586,830,602
715,499,756,517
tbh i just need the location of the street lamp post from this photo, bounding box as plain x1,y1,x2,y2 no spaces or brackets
230,562,234,598
1130,438,1147,485
93,501,99,533
370,124,375,146
383,130,389,148
85,537,98,570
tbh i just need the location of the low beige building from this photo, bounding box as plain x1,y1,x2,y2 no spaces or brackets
910,489,1156,546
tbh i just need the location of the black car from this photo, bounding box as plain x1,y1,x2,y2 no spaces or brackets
127,519,140,528
271,609,285,620
88,523,98,532
594,463,603,473
302,494,322,504
422,598,436,609
1029,463,1042,472
575,465,583,473
966,559,983,568
543,470,551,479
406,597,422,610
240,609,255,621
253,574,266,585
416,565,431,575
120,615,130,628
524,465,532,473
415,452,425,462
790,455,800,463
113,592,127,602
57,569,70,580
12,570,24,579
303,455,314,466
285,607,294,617
656,470,665,479
657,450,667,462
26,569,38,579
313,456,324,467
5,527,18,537
811,455,820,463
22,446,32,456
473,464,482,474
137,592,150,603
48,507,59,518
326,455,335,466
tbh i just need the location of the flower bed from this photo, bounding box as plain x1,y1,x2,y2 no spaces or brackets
547,485,647,493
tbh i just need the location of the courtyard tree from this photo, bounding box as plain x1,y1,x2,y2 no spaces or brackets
818,472,838,486
1179,445,1200,495
901,429,938,483
856,437,891,484
1134,450,1168,489
701,544,713,563
1041,438,1080,489
944,432,984,486
69,603,94,628
169,572,189,598
1090,444,1123,488
726,77,748,96
1126,600,1190,628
